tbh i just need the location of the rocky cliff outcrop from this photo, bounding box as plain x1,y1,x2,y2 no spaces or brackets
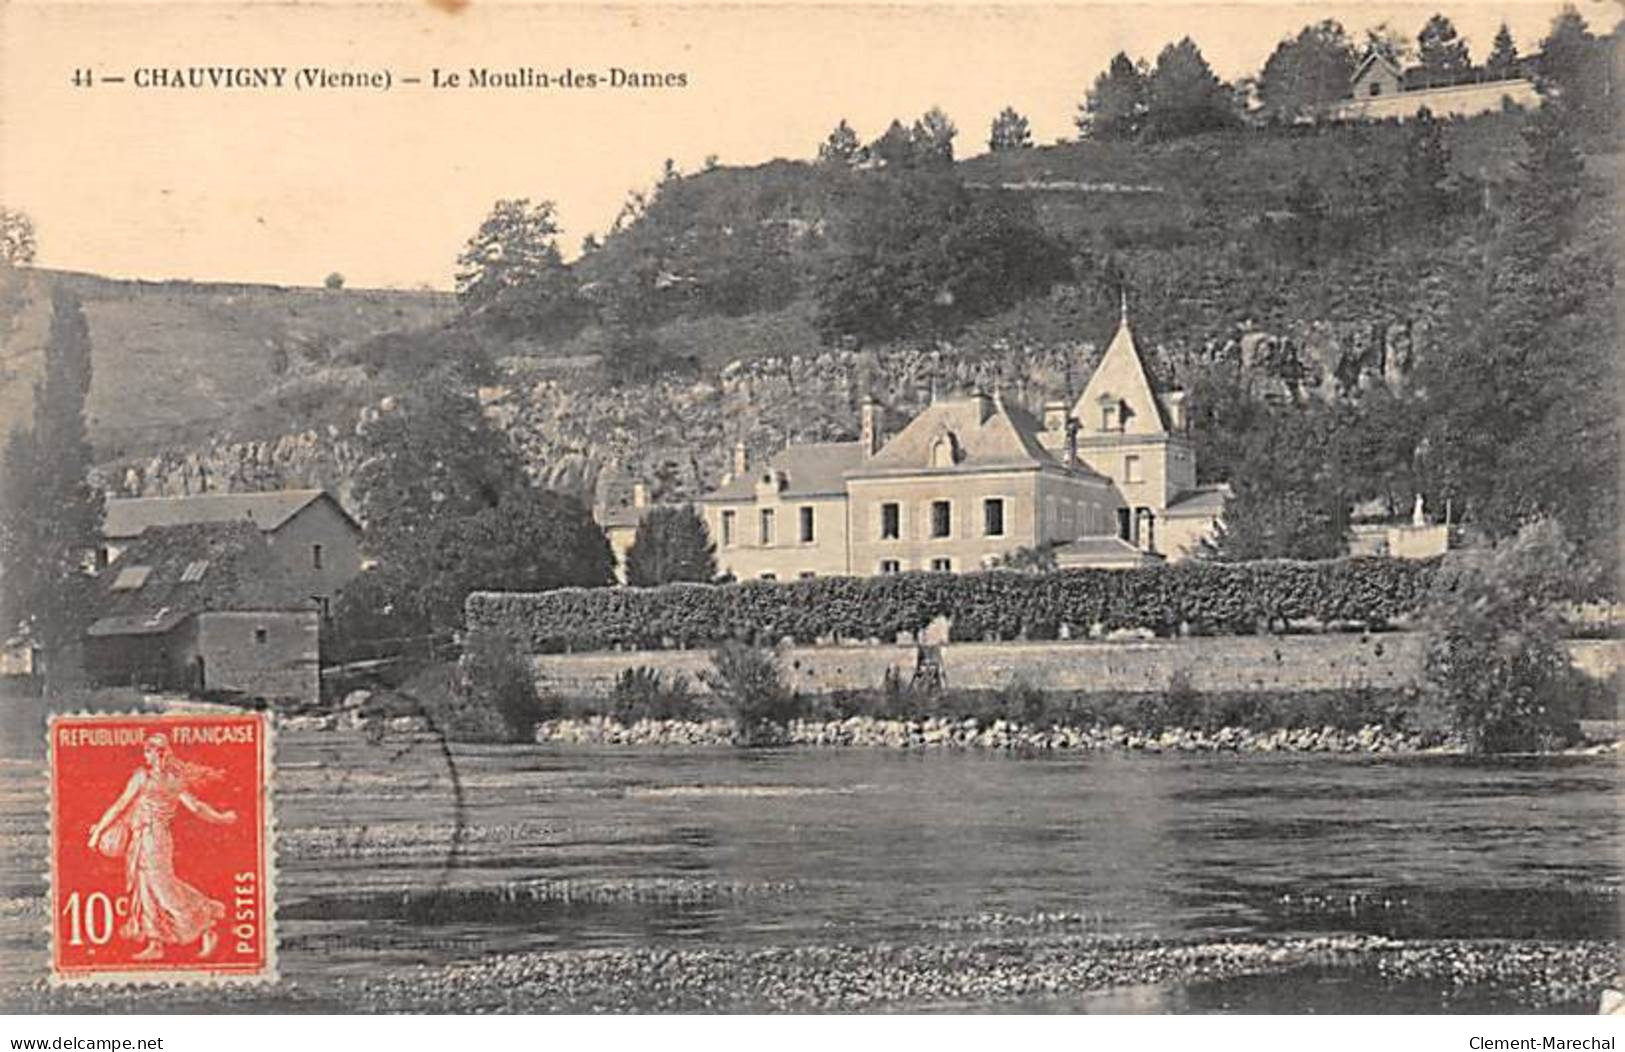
99,313,1428,512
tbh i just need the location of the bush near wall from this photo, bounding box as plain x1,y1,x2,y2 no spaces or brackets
466,558,1440,655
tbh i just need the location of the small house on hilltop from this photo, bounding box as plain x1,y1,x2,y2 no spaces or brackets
84,521,319,703
1321,48,1538,122
102,489,362,616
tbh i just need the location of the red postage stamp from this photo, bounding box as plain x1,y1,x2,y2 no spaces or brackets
48,711,274,983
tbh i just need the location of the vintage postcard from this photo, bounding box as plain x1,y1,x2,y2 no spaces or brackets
0,0,1619,1019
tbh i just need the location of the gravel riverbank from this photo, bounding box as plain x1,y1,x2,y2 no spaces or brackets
524,715,1621,754
10,932,1612,1013
275,711,1623,753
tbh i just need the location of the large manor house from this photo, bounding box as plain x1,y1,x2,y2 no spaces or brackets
683,306,1228,581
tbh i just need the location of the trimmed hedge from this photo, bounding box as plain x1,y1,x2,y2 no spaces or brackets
466,558,1440,655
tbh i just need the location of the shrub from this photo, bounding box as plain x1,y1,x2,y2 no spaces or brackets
995,678,1051,727
1420,521,1584,753
702,643,804,745
607,666,697,723
1162,668,1203,729
876,664,944,721
458,627,553,742
467,558,1439,655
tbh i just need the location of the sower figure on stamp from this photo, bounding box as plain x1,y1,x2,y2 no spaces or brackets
87,734,235,962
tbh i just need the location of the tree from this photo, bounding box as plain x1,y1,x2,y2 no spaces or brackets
1417,100,1614,580
1363,23,1412,66
911,106,958,165
624,505,717,586
1077,52,1147,140
869,120,917,167
454,198,588,340
1145,37,1237,140
987,106,1033,152
337,371,613,656
1195,382,1353,562
0,208,36,266
1420,520,1583,753
1395,108,1451,220
1257,20,1359,123
812,171,1071,343
0,208,36,342
1485,22,1519,80
1537,7,1615,139
1282,173,1328,260
818,119,864,165
1416,14,1471,85
351,368,523,551
0,289,104,692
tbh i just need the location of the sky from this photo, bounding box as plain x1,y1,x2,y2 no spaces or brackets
1,0,1616,290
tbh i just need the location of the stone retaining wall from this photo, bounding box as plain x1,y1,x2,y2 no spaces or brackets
531,634,1621,700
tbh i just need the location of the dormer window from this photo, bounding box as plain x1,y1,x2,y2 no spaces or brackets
1368,81,1382,97
930,433,957,469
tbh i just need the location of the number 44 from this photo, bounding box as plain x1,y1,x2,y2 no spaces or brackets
62,891,116,946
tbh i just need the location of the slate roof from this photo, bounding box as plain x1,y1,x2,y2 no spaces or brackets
87,521,306,638
1071,309,1171,435
1053,536,1166,567
700,441,868,502
103,490,359,540
1164,484,1230,519
851,394,1107,480
596,502,652,529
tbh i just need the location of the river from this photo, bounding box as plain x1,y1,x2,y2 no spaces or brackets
1,729,1618,1011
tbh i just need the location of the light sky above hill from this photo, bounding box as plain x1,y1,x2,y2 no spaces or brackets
1,1,1616,291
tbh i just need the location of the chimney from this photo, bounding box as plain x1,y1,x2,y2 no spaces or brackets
733,440,749,477
860,397,883,457
632,481,648,509
1043,399,1070,434
1065,416,1079,467
1165,390,1188,432
970,390,993,423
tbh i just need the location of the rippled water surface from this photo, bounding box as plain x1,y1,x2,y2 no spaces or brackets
1,727,1618,1011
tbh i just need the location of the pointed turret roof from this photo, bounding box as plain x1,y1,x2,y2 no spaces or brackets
1070,298,1168,435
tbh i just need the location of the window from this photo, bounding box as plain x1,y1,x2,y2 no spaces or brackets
880,502,900,540
760,572,777,581
930,557,952,572
983,498,1005,537
1369,81,1382,97
95,547,110,571
930,500,951,538
110,566,151,592
799,506,815,544
312,544,323,570
799,571,816,580
1124,454,1143,484
759,509,775,546
254,627,268,645
315,596,331,620
1117,507,1133,542
720,510,736,547
879,559,901,575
